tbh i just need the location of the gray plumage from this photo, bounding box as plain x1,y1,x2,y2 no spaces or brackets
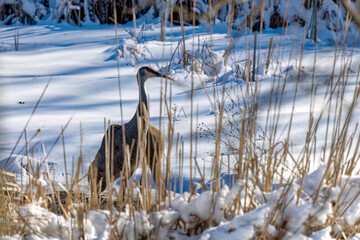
88,66,172,193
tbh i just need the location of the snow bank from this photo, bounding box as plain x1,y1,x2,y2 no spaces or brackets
200,205,270,240
2,167,359,239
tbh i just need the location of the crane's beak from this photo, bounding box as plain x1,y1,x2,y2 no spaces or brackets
153,70,174,81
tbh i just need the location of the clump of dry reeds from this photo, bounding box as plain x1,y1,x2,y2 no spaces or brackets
1,1,360,239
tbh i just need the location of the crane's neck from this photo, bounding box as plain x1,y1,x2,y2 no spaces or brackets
130,78,149,124
138,82,149,116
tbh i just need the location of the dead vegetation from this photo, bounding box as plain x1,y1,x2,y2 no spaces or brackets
1,0,360,239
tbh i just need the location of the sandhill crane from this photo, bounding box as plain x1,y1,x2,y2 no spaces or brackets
88,66,173,193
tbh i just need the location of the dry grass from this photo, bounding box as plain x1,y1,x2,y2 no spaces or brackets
1,1,360,239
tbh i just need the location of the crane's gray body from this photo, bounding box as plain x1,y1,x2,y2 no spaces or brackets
91,120,165,192
88,67,168,193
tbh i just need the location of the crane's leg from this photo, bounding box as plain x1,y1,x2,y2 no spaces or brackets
147,132,167,198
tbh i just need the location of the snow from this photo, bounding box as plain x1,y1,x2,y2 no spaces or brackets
0,0,16,6
3,170,356,239
1,0,360,238
200,205,270,240
352,234,360,240
21,0,37,19
310,227,332,240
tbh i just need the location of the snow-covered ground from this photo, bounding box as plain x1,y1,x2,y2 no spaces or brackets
1,8,360,239
1,20,359,182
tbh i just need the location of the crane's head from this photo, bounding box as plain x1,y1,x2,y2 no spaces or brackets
138,66,174,84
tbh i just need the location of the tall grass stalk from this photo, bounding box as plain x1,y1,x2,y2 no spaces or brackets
1,2,360,238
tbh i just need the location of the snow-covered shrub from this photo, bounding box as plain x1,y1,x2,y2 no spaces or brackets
171,0,208,25
1,0,358,41
0,0,46,24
